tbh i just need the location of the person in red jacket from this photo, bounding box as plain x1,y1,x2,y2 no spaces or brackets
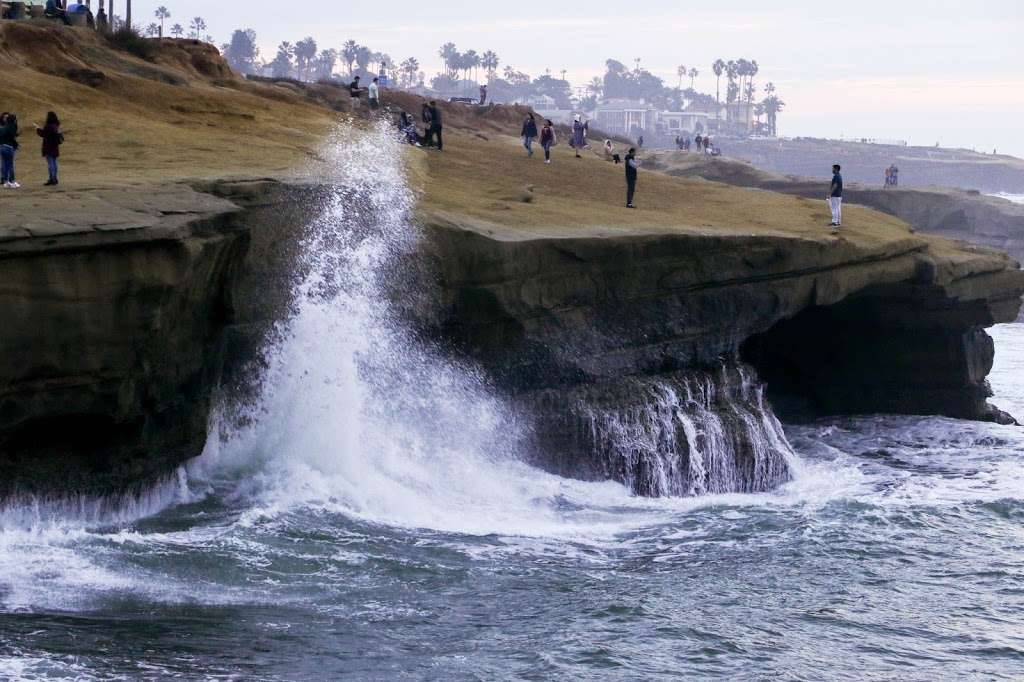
34,111,62,186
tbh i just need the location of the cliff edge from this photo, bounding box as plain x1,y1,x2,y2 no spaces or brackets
0,27,1022,497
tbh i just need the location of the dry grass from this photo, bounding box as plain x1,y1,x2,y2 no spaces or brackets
412,130,912,245
0,24,336,188
0,23,915,252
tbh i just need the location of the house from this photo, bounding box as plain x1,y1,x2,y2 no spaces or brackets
657,111,711,136
593,99,659,137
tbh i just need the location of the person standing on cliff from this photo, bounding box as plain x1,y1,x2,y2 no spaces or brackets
625,147,639,209
428,101,443,152
349,76,363,109
421,103,435,148
367,77,380,112
828,164,843,229
34,111,63,186
0,113,20,189
540,120,556,164
521,113,538,157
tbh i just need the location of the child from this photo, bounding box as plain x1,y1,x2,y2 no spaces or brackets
35,111,63,186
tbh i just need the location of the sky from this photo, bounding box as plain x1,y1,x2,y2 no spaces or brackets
132,0,1024,156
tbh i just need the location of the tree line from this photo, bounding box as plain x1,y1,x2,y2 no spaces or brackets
160,22,787,135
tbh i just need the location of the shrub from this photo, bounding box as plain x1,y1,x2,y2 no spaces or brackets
105,26,156,61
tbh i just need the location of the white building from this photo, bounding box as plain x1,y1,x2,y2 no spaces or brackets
594,99,712,138
594,99,659,137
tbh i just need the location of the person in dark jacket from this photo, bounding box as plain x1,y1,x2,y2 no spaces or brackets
521,113,538,157
428,101,443,152
624,147,639,208
34,111,63,186
0,113,20,188
421,103,435,148
828,164,843,228
540,120,556,164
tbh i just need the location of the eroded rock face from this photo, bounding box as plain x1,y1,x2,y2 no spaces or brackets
523,365,794,497
0,187,249,496
0,179,1021,497
422,218,1024,459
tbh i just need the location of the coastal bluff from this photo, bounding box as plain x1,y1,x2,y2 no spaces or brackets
1,178,1022,496
0,25,1021,496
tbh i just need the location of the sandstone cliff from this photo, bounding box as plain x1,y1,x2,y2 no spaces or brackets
1,178,1022,497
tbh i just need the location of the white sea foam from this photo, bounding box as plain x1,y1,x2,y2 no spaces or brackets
989,192,1024,205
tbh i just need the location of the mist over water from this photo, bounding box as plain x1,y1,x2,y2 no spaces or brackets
1,129,1023,680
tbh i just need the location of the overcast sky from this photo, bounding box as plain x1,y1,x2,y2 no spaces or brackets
133,0,1023,156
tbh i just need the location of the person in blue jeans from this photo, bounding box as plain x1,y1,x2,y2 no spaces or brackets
35,111,63,186
0,113,21,189
521,113,538,157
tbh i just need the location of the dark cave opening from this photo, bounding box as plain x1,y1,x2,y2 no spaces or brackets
739,286,999,423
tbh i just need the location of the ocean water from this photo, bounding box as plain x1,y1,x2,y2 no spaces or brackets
991,192,1024,205
1,129,1023,681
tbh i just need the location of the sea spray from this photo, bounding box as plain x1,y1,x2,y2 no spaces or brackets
526,364,794,496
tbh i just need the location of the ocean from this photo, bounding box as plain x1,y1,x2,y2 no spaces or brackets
992,192,1024,205
1,129,1022,681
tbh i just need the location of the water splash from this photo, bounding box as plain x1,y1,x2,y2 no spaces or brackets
529,364,794,496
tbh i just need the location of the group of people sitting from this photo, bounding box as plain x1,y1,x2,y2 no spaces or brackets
675,134,719,156
0,110,64,188
397,102,445,151
883,164,900,187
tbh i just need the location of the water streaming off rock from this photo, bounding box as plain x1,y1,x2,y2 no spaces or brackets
528,364,793,496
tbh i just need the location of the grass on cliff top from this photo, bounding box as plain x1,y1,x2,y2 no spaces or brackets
411,131,913,244
0,22,915,248
0,23,336,187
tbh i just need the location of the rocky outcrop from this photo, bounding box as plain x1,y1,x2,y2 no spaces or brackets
657,155,1024,275
1,179,1022,497
417,216,1023,489
0,186,248,496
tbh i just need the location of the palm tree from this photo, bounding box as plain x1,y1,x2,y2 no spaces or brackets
753,102,765,130
746,60,759,101
400,57,419,88
188,17,206,40
125,0,132,29
144,23,158,36
154,6,169,37
725,60,739,103
170,23,184,38
744,81,756,104
463,49,480,83
355,45,372,75
587,76,602,98
677,65,686,89
342,40,359,77
481,51,499,80
712,59,726,103
293,37,317,81
438,42,458,79
762,85,785,137
688,67,698,89
503,65,516,81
